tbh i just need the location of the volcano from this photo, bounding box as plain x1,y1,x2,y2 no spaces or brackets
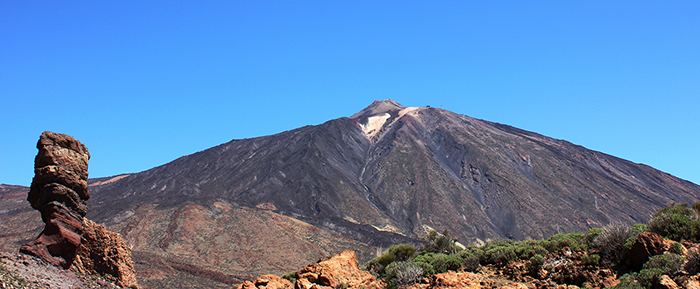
3,100,698,288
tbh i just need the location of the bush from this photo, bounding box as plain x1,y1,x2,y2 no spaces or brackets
630,223,649,235
514,240,548,259
412,253,435,275
581,228,602,247
684,247,700,275
423,230,460,254
458,247,482,272
385,261,423,287
526,254,545,274
581,253,601,266
668,242,685,255
542,232,586,252
367,244,417,274
461,255,480,272
649,207,700,241
643,253,684,276
633,268,665,288
281,271,297,281
592,223,633,264
691,202,700,215
480,240,518,265
430,254,462,273
410,253,460,275
612,273,645,289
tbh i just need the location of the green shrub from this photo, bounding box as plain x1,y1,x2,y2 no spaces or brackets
649,212,698,241
643,253,684,276
611,273,645,289
684,247,700,275
581,253,601,266
388,244,417,262
410,253,460,274
542,232,586,252
630,223,649,235
581,227,602,247
367,243,417,274
423,230,460,254
481,244,517,265
691,202,700,215
513,240,548,259
385,261,423,287
281,271,297,281
633,268,665,288
668,242,685,254
412,253,436,275
461,255,480,272
458,247,482,272
526,254,545,274
430,254,462,273
592,223,633,264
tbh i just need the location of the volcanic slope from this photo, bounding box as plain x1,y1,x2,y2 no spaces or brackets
90,100,699,242
3,100,699,288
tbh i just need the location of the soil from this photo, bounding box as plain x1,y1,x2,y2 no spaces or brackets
0,250,122,289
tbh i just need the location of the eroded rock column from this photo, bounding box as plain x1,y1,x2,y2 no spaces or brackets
20,131,90,269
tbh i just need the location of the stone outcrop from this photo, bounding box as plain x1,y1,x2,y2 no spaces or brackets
20,131,91,269
71,219,138,288
626,232,671,269
18,131,137,288
238,250,384,289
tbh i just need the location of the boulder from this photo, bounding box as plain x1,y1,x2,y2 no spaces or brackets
237,251,383,289
659,275,679,289
296,250,384,289
626,232,668,269
71,219,138,288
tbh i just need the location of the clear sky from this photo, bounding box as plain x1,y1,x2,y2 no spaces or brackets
2,1,698,187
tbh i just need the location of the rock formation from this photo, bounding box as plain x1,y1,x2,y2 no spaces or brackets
238,250,384,289
19,131,137,288
72,219,138,287
20,131,91,269
626,232,675,269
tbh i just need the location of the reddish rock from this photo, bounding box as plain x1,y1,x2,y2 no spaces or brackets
296,250,384,289
432,271,480,288
254,274,293,288
238,251,383,289
19,202,83,269
627,232,668,269
601,276,620,288
20,131,137,288
71,219,138,288
21,132,90,269
659,275,679,289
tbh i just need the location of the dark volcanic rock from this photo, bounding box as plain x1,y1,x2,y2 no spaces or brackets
21,131,91,268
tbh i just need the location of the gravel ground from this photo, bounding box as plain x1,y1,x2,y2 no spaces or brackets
0,251,123,289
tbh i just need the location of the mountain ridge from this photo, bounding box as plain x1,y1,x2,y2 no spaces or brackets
2,100,699,288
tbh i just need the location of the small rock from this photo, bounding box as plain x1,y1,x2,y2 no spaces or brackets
659,275,679,289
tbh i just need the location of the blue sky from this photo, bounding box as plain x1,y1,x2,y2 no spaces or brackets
1,1,698,187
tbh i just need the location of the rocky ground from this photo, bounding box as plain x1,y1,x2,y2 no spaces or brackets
0,251,123,289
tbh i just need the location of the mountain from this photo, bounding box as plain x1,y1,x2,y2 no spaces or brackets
2,100,699,288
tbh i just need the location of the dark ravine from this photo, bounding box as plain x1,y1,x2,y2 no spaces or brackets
2,100,699,288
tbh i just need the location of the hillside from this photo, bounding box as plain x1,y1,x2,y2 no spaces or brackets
2,100,699,288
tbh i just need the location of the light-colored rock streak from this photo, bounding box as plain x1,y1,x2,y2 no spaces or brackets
360,113,391,138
